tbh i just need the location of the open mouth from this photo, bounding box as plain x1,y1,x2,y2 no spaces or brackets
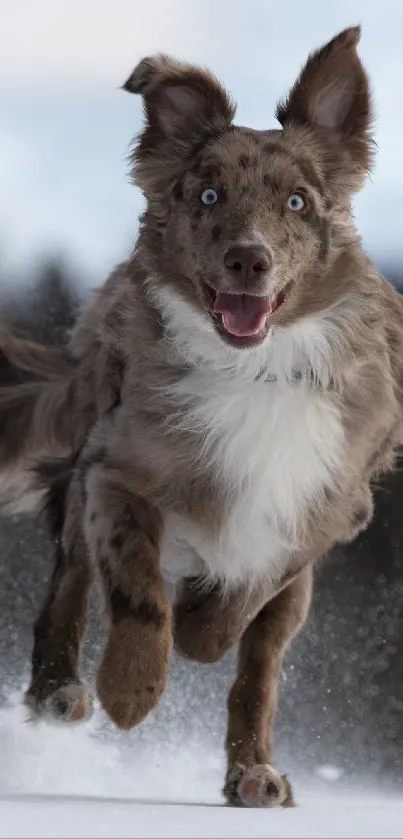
203,283,291,347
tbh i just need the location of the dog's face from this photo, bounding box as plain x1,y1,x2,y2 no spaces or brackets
125,27,373,350
151,127,333,350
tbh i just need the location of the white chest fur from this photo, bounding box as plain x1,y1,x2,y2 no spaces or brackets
152,287,348,592
160,370,345,592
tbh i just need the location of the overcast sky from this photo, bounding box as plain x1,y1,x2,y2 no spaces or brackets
2,0,403,283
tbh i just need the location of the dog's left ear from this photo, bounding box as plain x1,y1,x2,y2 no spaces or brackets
124,54,235,196
276,27,374,183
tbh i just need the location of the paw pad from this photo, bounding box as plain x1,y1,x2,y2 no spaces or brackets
225,763,294,808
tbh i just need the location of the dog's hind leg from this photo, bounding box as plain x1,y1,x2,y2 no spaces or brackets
24,458,94,723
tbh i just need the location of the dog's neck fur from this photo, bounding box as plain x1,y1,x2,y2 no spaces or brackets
144,271,361,393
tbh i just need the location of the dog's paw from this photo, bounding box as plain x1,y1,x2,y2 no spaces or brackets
96,623,170,730
24,682,94,724
224,763,294,808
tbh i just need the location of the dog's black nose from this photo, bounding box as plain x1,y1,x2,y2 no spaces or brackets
224,245,272,286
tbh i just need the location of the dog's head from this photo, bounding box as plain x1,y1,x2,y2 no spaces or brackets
125,27,373,351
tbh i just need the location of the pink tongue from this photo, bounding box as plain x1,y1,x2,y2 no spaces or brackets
213,293,273,337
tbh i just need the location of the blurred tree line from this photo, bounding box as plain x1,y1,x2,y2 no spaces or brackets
0,259,82,345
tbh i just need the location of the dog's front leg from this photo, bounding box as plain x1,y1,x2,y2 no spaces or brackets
175,567,312,807
223,567,312,808
83,457,172,730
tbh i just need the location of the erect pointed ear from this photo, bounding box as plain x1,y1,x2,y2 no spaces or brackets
276,27,374,178
123,54,236,197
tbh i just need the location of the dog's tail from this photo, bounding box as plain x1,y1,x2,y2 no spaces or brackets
0,327,72,383
0,329,77,512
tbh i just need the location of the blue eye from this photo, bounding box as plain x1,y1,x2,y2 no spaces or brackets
201,188,218,206
287,193,305,211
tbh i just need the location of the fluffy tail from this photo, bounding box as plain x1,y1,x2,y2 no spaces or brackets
0,327,72,383
0,329,76,512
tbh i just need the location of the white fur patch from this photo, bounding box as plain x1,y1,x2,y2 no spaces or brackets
151,284,347,591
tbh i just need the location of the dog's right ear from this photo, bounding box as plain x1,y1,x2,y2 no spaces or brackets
123,54,236,197
123,55,235,141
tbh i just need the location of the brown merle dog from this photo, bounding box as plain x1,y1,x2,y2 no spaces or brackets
0,27,402,807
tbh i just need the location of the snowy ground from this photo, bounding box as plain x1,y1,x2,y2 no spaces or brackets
2,794,403,839
0,693,403,838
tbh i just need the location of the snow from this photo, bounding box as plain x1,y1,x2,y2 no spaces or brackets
315,764,343,782
2,795,403,839
0,696,223,804
0,696,402,838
